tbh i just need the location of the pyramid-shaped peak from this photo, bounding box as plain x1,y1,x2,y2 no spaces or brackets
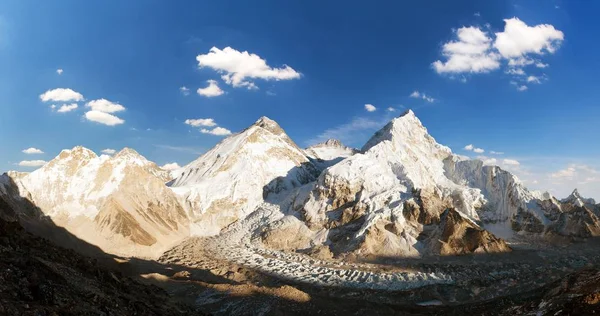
399,109,416,118
571,188,581,197
252,116,285,135
361,110,430,152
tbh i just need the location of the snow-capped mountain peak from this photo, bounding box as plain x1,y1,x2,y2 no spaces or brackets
170,116,318,235
562,188,596,207
304,139,358,170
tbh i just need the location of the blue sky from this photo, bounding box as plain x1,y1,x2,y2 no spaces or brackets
0,0,599,199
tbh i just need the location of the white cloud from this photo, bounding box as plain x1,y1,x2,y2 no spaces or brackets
196,46,301,89
506,68,525,76
184,118,216,127
84,110,125,126
503,159,520,166
197,80,224,97
161,162,181,171
101,149,116,155
508,57,535,67
477,155,497,165
432,26,501,74
19,160,47,167
433,18,563,88
474,12,481,17
50,104,57,110
490,151,504,155
22,147,44,154
85,99,125,113
494,18,564,58
527,75,541,84
364,104,377,112
180,86,190,96
56,103,78,113
40,88,84,102
387,107,396,112
544,164,600,199
410,91,435,102
200,126,232,136
464,144,484,153
56,69,63,75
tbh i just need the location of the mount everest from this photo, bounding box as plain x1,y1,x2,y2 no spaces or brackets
1,110,599,260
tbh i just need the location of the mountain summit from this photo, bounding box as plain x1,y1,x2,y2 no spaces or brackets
170,116,318,235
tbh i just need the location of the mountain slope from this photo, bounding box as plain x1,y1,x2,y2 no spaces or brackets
3,147,189,258
0,198,194,315
170,116,318,235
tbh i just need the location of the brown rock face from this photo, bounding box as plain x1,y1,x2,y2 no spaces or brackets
552,205,600,238
432,208,511,256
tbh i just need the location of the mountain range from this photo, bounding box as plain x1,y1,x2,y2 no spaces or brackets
1,110,599,260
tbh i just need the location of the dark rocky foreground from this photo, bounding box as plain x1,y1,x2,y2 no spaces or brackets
0,216,198,315
1,190,599,316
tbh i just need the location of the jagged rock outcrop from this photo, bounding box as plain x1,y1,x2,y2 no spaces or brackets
430,208,511,255
170,116,319,235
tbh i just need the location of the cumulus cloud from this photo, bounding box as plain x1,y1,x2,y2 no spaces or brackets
197,80,224,97
432,26,501,74
19,160,47,167
196,47,301,89
508,57,535,67
101,149,116,155
464,144,485,153
56,103,78,113
184,118,216,127
433,18,564,89
494,18,564,58
85,99,125,113
56,69,63,75
476,155,497,165
506,68,525,76
39,88,84,102
200,126,232,136
527,75,541,84
161,162,181,171
22,148,44,154
409,91,435,102
84,111,125,126
503,159,520,166
180,86,190,96
83,99,125,126
387,107,396,112
364,104,377,112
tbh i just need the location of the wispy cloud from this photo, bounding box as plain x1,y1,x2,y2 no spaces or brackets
154,144,205,155
306,115,392,147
